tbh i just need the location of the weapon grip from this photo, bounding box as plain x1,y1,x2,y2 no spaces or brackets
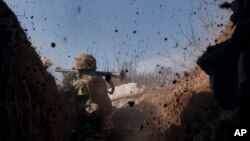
107,80,115,95
104,74,114,94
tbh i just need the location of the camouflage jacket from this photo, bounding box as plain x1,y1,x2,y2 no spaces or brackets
72,72,112,117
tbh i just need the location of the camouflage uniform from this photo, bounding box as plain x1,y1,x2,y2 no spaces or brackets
72,54,113,141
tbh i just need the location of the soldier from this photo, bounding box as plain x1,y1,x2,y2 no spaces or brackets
72,53,114,141
198,1,250,140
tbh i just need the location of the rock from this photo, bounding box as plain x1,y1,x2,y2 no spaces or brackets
109,83,145,101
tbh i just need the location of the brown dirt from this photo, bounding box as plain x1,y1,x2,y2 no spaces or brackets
111,67,222,141
0,1,70,141
111,21,236,141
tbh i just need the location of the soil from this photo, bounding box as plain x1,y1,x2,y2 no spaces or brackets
0,1,70,141
111,67,221,141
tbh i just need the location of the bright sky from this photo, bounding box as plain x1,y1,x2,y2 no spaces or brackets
5,0,232,75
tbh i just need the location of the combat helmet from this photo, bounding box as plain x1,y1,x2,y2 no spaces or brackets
74,54,97,70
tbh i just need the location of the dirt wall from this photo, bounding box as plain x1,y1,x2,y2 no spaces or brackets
0,1,70,141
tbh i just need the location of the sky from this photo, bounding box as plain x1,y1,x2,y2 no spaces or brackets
5,0,232,76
